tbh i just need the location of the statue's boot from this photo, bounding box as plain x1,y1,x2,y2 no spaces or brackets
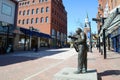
74,70,82,74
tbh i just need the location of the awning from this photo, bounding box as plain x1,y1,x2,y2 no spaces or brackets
20,27,52,39
99,11,117,36
107,14,120,35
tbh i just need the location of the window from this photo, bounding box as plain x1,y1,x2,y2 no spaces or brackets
23,10,26,15
39,0,44,3
18,20,21,24
27,9,30,15
2,3,12,16
32,9,34,14
46,7,49,12
31,18,34,24
28,1,30,5
45,0,48,2
36,8,39,14
19,11,22,15
41,7,44,13
22,19,25,24
32,0,35,3
22,2,24,6
40,17,44,23
36,18,39,23
26,19,29,24
19,3,21,6
45,17,48,23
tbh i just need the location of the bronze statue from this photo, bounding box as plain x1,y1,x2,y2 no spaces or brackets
69,28,88,74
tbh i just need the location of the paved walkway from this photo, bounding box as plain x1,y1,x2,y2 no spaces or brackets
0,48,120,80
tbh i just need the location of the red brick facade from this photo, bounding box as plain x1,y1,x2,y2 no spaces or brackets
97,0,120,32
17,0,67,47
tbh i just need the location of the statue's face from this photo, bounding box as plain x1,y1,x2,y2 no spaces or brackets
76,28,82,34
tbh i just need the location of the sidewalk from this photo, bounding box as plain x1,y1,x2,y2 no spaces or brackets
0,48,120,80
24,48,120,80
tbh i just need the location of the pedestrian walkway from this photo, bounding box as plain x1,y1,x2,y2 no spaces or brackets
37,48,120,80
22,48,120,80
0,48,120,80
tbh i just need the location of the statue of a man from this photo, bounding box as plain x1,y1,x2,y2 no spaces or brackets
74,28,88,74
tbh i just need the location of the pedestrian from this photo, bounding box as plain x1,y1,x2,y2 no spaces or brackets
35,44,38,52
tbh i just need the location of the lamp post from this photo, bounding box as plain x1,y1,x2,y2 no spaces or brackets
29,26,33,50
92,17,107,59
89,22,92,52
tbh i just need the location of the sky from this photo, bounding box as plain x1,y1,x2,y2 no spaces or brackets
62,0,98,34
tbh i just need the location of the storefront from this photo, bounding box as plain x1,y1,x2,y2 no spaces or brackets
14,27,52,51
0,0,18,54
111,27,120,53
0,22,15,54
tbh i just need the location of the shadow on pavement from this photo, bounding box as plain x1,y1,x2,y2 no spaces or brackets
0,49,68,66
0,56,36,66
98,70,120,80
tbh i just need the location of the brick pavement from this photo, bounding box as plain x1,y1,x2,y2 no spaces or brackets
0,48,120,80
24,48,120,80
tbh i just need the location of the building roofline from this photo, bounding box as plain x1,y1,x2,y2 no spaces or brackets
10,0,18,4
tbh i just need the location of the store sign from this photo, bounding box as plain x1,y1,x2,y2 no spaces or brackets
1,3,12,16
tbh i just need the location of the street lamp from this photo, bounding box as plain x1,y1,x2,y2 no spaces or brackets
29,26,33,50
92,17,106,59
89,22,92,52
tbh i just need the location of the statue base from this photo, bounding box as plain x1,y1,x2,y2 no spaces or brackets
53,67,97,80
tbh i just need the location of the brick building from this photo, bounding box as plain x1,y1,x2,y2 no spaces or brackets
96,0,120,53
17,0,67,50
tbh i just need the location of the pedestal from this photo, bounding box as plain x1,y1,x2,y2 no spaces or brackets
54,67,97,80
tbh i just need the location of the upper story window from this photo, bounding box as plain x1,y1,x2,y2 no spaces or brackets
22,2,24,6
28,1,30,5
45,17,48,23
41,7,44,13
32,0,35,3
26,19,29,24
19,11,22,15
23,10,26,15
31,18,34,24
40,17,44,23
19,3,21,6
22,19,25,24
46,7,49,12
32,9,34,14
36,18,39,23
39,0,44,3
27,9,30,15
36,8,39,14
45,0,48,2
18,20,21,24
